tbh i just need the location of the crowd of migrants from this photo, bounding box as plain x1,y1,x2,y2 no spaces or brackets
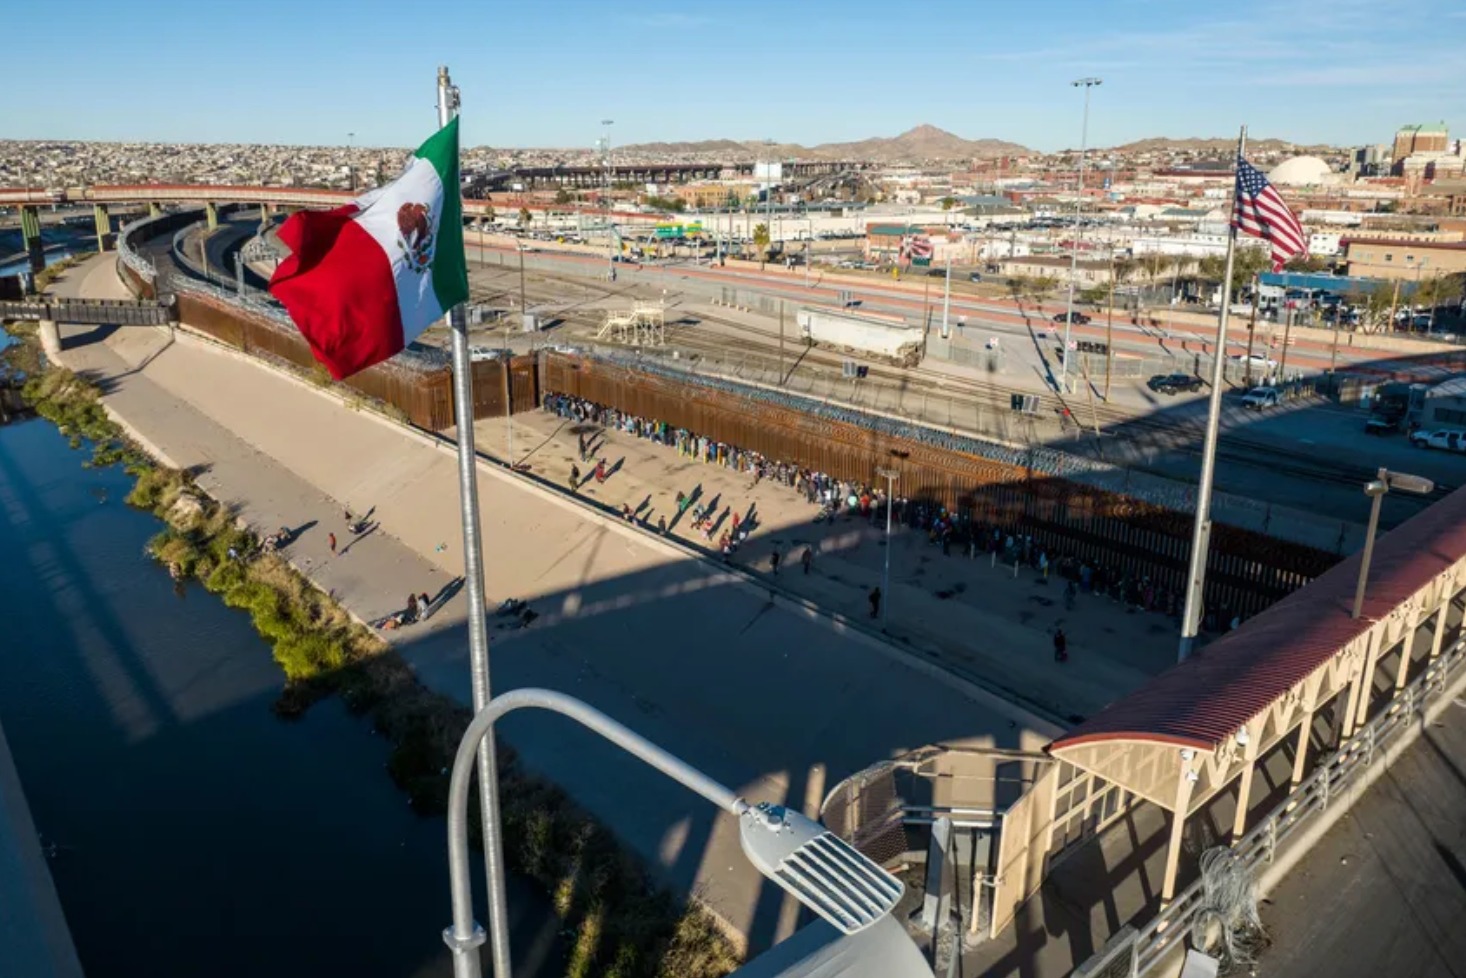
543,392,1243,633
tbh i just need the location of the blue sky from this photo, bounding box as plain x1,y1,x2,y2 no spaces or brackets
6,0,1462,151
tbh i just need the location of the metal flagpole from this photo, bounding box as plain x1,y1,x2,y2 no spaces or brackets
1178,124,1246,663
436,65,513,977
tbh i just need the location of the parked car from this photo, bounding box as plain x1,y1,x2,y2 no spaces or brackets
1410,429,1466,452
1147,373,1203,395
1230,353,1278,370
1241,387,1281,410
1052,311,1091,324
968,272,983,282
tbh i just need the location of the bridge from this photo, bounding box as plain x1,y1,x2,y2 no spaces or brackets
0,182,716,273
489,159,869,190
0,296,176,356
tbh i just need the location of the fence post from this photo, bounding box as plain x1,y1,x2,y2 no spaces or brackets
1266,814,1277,863
1364,722,1376,768
1319,762,1331,811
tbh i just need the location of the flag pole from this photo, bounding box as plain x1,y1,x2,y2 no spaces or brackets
1177,124,1247,663
437,65,513,978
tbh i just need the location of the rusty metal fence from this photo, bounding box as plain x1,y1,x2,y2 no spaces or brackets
542,350,1337,618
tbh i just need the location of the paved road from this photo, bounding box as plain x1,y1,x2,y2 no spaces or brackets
48,254,1061,956
1257,699,1466,978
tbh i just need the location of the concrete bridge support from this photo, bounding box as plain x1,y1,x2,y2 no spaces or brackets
37,320,61,359
93,203,114,252
19,205,43,275
205,202,219,230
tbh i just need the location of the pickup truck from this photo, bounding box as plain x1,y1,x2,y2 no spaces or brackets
1241,387,1281,410
1410,429,1466,452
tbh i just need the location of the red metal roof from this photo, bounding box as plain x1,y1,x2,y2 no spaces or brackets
1051,484,1466,753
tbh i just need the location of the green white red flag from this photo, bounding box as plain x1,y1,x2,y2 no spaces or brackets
269,119,468,379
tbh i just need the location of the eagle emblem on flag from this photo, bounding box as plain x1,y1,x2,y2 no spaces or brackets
396,201,436,273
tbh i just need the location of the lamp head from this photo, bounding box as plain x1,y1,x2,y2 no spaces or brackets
738,803,903,935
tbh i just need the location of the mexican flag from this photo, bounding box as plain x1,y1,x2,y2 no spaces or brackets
269,119,468,380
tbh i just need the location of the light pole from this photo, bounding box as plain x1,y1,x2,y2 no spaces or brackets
440,689,908,978
1352,468,1434,619
601,119,614,281
1059,77,1101,395
877,466,901,620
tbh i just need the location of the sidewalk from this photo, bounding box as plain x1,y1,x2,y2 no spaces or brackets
478,408,1174,722
48,253,1061,956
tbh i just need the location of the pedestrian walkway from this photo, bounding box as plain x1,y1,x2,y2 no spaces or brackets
478,407,1181,722
48,253,1062,957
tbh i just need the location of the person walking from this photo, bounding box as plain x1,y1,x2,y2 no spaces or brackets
657,515,667,535
594,458,608,484
770,550,781,575
577,432,588,461
1053,628,1068,663
868,587,882,619
407,593,420,622
327,532,337,555
570,463,581,490
801,547,813,575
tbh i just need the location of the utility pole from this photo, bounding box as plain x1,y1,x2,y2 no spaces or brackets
601,119,614,281
1244,273,1259,388
1105,248,1115,400
779,300,786,385
940,254,952,338
1279,302,1294,383
1060,77,1102,394
517,243,527,318
502,322,515,466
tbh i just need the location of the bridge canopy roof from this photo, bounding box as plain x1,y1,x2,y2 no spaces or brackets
1051,484,1466,755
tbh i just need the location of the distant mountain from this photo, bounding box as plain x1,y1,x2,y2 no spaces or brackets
617,125,1030,162
1104,136,1340,155
814,124,1030,162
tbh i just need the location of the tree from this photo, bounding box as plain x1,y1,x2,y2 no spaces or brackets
517,207,532,228
1030,275,1060,305
1112,257,1139,285
553,188,573,205
1079,284,1109,307
940,196,957,211
1283,253,1330,274
752,223,771,269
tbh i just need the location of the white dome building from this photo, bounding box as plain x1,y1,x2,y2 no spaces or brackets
1268,155,1335,187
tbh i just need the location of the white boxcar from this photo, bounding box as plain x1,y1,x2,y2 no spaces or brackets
796,308,922,366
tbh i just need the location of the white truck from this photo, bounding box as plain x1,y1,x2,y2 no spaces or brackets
796,308,923,366
1410,429,1466,452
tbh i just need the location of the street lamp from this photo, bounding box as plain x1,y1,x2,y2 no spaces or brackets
876,464,902,621
441,689,906,978
1059,77,1101,395
1352,468,1434,619
601,119,614,281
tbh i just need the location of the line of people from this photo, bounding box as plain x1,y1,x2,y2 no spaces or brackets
543,392,1242,634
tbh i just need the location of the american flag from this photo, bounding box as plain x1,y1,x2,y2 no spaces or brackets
1233,157,1307,271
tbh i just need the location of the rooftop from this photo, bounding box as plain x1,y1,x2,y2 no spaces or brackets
1051,482,1466,753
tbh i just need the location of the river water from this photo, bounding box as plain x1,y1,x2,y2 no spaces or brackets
0,403,562,976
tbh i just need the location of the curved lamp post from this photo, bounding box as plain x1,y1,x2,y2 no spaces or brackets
442,688,905,978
